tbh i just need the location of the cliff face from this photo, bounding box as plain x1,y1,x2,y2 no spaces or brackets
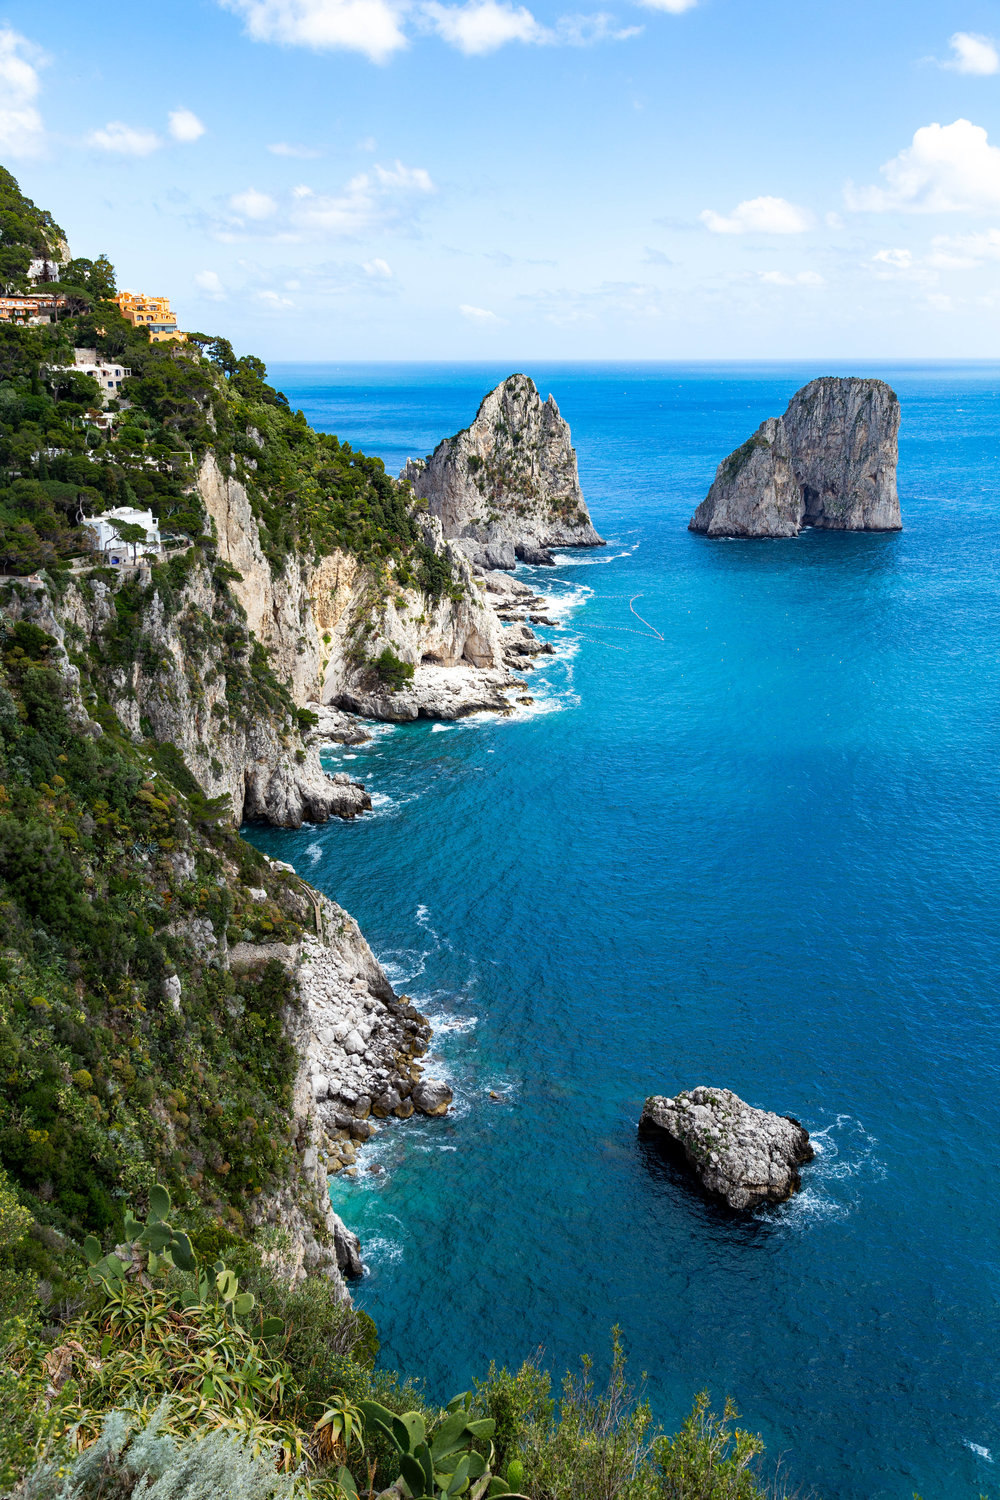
199,455,527,721
689,377,901,539
404,373,604,569
5,565,365,829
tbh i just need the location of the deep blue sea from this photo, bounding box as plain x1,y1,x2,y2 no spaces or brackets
249,362,1000,1500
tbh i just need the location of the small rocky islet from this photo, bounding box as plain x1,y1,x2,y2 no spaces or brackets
689,375,901,539
639,1087,814,1210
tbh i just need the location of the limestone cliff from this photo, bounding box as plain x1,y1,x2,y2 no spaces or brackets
689,377,901,539
199,454,532,721
402,373,604,569
3,565,366,829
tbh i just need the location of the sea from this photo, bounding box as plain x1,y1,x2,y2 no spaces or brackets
246,362,1000,1500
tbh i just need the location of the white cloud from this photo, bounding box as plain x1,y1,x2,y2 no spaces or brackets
255,288,295,306
292,183,314,198
825,210,844,229
927,293,954,311
363,257,393,277
0,28,45,158
423,0,542,52
701,196,810,234
291,164,433,235
927,227,1000,268
169,108,206,142
873,248,913,269
759,269,825,286
847,118,1000,213
195,270,227,299
88,121,162,155
219,0,408,63
636,0,695,10
268,141,323,157
460,303,501,321
944,32,999,75
374,160,434,192
229,187,279,219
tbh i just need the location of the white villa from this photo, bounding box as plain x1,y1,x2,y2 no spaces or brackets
56,349,131,406
85,507,161,564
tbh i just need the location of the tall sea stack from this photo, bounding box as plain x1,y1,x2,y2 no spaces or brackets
689,376,901,538
403,373,604,569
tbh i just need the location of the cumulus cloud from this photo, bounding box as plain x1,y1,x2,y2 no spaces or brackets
255,288,295,307
219,0,407,63
944,32,999,75
0,28,45,158
269,141,323,157
88,121,162,155
701,196,810,234
195,270,227,298
636,0,695,10
758,269,825,286
229,187,279,219
169,108,206,142
846,119,1000,214
460,303,502,321
423,0,542,52
213,160,434,241
872,248,913,269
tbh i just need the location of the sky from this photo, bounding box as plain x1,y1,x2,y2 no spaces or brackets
4,0,1000,359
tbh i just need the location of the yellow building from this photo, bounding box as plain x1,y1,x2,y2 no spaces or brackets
114,292,187,343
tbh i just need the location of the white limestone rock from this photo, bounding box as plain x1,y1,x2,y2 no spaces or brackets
639,1086,814,1210
690,377,901,539
403,374,604,570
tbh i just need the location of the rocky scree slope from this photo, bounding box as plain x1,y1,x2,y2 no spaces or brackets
403,372,604,569
689,376,901,538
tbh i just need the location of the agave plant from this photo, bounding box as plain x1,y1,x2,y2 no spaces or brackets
335,1393,529,1500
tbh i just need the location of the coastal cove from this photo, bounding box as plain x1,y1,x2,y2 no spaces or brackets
247,361,1000,1500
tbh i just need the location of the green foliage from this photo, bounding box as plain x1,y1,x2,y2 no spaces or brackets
653,1393,764,1500
350,1393,528,1500
0,169,65,294
369,648,414,693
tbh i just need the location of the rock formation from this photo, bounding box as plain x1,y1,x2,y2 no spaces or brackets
639,1087,814,1210
403,373,604,569
200,457,530,721
689,377,901,538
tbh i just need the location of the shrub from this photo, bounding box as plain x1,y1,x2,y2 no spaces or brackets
369,648,414,693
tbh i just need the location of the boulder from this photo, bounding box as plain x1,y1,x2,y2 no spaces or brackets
639,1086,813,1210
412,1077,453,1116
690,377,901,538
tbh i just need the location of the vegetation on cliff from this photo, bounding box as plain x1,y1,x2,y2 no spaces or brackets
0,168,778,1500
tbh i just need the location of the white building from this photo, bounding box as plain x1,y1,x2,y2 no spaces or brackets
85,507,161,564
68,348,131,405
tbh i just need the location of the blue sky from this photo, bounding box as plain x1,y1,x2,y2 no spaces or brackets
4,0,1000,358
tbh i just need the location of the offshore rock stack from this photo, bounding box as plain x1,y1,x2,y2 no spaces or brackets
403,373,604,569
689,376,901,538
639,1086,814,1210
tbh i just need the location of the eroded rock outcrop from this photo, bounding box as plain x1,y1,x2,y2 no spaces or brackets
689,377,901,538
639,1086,814,1210
403,374,604,569
200,458,524,721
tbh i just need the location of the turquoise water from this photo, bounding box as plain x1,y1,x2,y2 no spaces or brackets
249,363,1000,1500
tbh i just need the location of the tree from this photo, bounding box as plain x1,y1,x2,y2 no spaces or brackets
207,336,237,376
113,520,150,564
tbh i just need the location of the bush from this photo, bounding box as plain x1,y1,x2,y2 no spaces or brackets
13,1406,296,1500
369,648,414,693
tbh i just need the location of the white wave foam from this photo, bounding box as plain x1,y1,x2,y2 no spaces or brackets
964,1442,992,1461
305,841,322,864
430,723,454,732
360,1233,404,1271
